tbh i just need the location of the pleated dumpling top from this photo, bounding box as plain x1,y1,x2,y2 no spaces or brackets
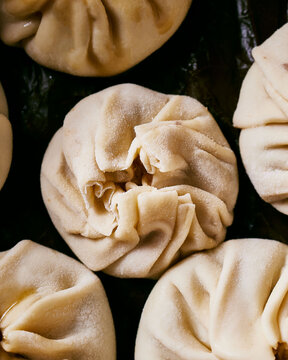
0,240,116,360
0,0,192,76
135,238,288,360
41,83,238,278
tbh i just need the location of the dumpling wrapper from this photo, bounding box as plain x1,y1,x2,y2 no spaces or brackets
0,240,116,360
41,83,238,279
233,23,288,215
135,238,288,360
0,0,192,76
0,83,12,190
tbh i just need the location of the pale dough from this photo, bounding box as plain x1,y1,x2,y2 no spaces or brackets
41,84,238,278
234,23,288,215
135,238,288,360
0,240,116,360
0,0,192,76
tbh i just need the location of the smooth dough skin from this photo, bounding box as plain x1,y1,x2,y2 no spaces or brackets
0,82,12,190
40,84,238,279
0,240,116,360
135,238,288,360
233,23,288,215
0,0,192,77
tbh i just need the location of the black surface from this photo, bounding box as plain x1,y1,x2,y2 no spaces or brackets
1,0,288,359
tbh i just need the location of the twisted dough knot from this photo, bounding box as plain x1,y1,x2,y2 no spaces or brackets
41,84,238,278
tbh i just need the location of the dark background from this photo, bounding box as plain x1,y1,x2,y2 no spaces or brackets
0,0,288,359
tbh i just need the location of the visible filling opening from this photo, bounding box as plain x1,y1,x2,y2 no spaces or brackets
115,157,153,191
131,157,152,186
274,342,288,360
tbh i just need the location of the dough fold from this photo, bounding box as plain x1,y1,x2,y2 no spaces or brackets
0,240,116,360
41,84,238,278
135,238,288,360
233,23,288,214
0,0,192,76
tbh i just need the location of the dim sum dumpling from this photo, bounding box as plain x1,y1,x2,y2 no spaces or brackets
0,240,116,360
40,84,238,278
233,23,288,215
0,0,192,76
135,238,288,360
0,83,12,190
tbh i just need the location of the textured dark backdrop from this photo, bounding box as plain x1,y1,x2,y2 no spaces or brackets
0,0,288,359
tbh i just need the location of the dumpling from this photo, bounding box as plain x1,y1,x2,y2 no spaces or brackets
135,238,288,360
0,240,116,360
0,0,192,76
233,23,288,215
0,82,12,190
40,83,238,279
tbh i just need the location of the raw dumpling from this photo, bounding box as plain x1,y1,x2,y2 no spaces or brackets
0,82,12,190
40,83,238,279
0,0,192,76
0,240,116,360
233,23,288,215
135,238,288,360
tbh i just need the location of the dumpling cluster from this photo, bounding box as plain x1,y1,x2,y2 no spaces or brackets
40,83,238,279
0,240,116,360
233,23,288,215
0,0,192,76
135,238,288,360
0,82,12,190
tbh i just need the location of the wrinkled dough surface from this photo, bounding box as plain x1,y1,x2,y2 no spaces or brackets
0,240,116,360
0,83,12,190
0,0,192,76
135,238,288,360
233,23,288,215
41,84,238,278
